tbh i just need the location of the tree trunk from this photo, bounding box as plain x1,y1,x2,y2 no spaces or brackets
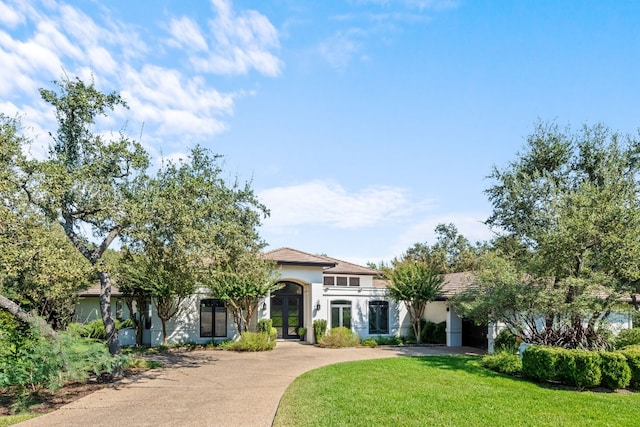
0,294,57,337
161,318,168,345
99,270,120,355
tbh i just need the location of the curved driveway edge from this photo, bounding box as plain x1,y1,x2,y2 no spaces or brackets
17,342,483,427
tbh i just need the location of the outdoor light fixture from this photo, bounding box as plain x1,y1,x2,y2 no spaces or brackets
315,301,321,311
262,302,267,311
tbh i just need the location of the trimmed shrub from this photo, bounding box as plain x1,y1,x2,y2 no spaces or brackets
557,350,601,388
313,319,327,343
522,346,560,382
219,332,275,352
421,321,446,344
481,351,522,376
614,328,640,349
362,337,378,348
495,328,519,354
374,335,403,345
319,327,360,348
600,352,631,389
619,348,640,389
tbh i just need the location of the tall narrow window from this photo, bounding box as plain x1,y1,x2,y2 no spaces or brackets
369,301,389,334
200,299,227,338
331,300,352,329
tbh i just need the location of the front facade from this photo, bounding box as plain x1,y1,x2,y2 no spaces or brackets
73,248,481,347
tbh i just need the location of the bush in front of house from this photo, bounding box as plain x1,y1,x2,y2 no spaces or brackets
1,313,132,412
219,331,275,352
599,352,631,389
313,319,327,343
614,327,640,349
522,345,561,382
495,328,519,353
374,335,403,345
481,351,522,376
362,337,378,348
421,321,446,344
619,347,640,389
319,327,360,348
556,349,601,388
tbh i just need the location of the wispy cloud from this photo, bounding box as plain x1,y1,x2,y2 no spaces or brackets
259,180,433,229
169,0,283,76
0,0,282,156
318,0,457,70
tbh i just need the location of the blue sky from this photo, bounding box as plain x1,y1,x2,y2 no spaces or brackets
2,0,640,265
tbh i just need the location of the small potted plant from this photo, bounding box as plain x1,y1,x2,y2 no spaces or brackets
297,327,307,341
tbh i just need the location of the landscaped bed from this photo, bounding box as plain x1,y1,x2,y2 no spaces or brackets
273,356,639,427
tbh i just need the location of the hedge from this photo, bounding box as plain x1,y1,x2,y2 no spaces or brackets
522,345,638,390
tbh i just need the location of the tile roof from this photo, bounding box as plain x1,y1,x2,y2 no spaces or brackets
78,283,123,297
371,271,477,299
263,247,337,267
318,255,380,276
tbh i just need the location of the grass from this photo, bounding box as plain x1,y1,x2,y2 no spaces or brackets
0,413,39,426
273,356,640,427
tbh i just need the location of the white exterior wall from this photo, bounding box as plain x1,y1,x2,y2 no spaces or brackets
73,296,131,323
446,306,463,346
422,301,448,323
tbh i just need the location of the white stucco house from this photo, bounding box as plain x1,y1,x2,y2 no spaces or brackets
74,247,483,347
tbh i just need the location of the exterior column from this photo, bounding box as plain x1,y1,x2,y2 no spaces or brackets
487,322,496,354
446,306,462,347
310,282,324,344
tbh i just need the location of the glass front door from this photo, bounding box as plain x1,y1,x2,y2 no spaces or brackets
271,282,303,339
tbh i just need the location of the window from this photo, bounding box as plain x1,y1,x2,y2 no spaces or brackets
200,299,227,338
331,300,352,329
324,276,360,287
369,301,389,334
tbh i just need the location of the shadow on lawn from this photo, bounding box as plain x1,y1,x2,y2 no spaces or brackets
410,355,503,379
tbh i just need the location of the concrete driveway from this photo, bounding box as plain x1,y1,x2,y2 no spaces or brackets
18,342,483,427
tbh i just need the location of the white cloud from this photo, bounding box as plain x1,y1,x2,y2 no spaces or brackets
259,180,429,229
177,0,283,76
318,29,365,70
168,16,208,52
0,2,24,27
121,65,234,139
0,0,279,148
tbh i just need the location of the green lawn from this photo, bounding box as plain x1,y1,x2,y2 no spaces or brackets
0,413,39,427
273,356,639,427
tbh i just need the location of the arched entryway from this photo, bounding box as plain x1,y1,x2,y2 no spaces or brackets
271,281,303,339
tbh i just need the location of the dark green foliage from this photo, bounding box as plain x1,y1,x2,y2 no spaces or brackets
557,350,601,388
619,348,640,389
313,319,327,343
614,328,640,349
599,352,631,389
258,318,273,333
523,346,607,389
481,352,522,376
406,320,446,344
0,315,130,411
522,346,560,382
219,332,275,351
70,318,134,340
319,327,360,348
422,321,446,344
373,335,403,345
495,328,519,353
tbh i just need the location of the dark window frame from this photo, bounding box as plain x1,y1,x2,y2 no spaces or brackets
369,300,389,334
200,298,227,338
